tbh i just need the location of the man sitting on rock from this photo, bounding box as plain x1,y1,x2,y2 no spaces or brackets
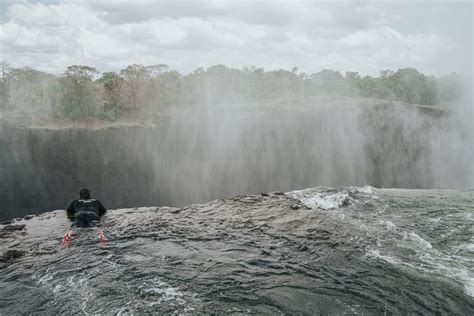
66,188,107,228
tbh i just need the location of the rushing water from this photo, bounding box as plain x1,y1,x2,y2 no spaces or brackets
0,187,473,314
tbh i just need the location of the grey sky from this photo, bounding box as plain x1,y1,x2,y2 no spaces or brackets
0,0,472,76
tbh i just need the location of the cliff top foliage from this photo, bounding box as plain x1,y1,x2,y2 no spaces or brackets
0,61,462,121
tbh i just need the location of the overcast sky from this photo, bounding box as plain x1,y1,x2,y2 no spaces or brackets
0,0,472,76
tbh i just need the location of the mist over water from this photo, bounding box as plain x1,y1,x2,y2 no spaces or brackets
161,96,473,192
1,1,473,314
1,97,472,221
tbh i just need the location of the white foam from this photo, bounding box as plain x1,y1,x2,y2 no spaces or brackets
141,278,194,307
356,185,375,195
288,186,378,210
370,233,474,298
379,220,396,229
403,232,433,250
429,217,441,223
465,278,474,297
458,243,474,252
463,212,473,221
288,188,351,210
144,286,184,298
364,249,400,265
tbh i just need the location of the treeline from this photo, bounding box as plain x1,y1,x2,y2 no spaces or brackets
0,61,462,120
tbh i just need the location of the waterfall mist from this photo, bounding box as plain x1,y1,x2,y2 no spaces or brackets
1,95,472,221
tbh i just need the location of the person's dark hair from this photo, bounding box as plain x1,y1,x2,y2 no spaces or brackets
79,188,91,199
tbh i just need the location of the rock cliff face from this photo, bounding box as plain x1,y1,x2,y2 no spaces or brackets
0,98,468,221
0,123,163,220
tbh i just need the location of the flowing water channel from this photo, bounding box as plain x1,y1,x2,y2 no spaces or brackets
0,187,473,314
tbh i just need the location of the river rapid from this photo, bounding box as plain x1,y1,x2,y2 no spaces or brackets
0,186,473,314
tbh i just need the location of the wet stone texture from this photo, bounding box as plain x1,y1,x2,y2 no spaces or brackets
0,224,26,238
0,187,473,314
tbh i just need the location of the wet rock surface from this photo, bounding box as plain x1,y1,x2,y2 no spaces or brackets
0,224,26,238
0,187,473,314
1,224,26,232
0,250,25,262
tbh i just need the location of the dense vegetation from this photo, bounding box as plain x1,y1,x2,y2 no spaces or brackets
0,61,462,120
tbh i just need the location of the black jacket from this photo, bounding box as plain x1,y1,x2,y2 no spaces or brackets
67,198,107,221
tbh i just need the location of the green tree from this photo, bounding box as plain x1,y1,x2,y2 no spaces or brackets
155,70,181,107
97,71,123,119
0,61,10,110
119,64,150,110
60,65,100,118
388,68,437,105
309,69,346,96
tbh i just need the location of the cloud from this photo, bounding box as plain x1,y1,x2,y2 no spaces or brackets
81,0,298,26
0,0,470,76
